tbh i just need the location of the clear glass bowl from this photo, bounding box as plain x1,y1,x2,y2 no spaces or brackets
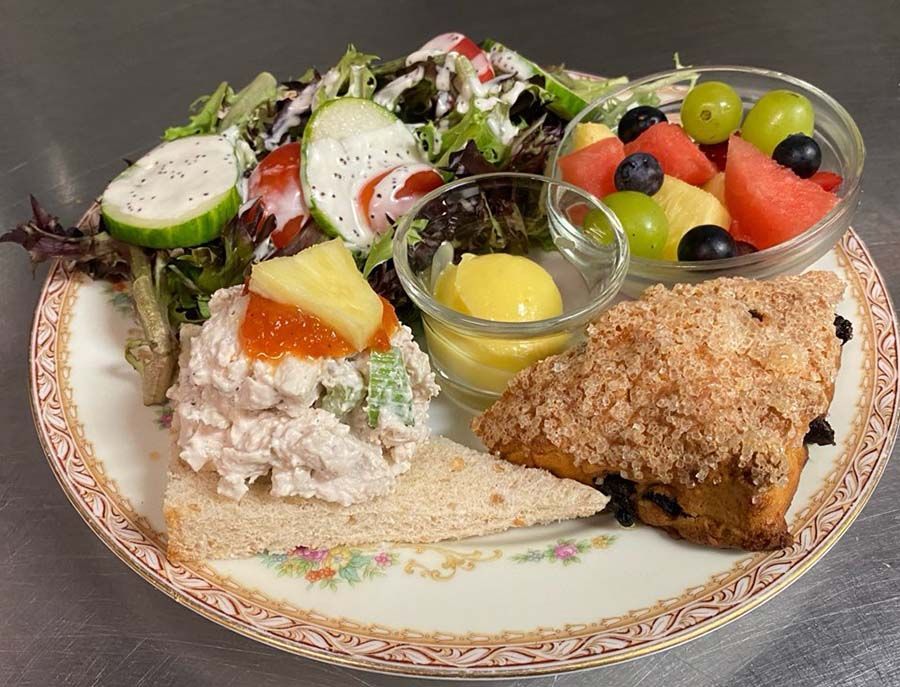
393,172,629,411
550,66,865,297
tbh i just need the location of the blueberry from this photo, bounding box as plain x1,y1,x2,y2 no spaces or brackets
772,134,821,178
617,106,668,143
677,225,736,261
734,240,758,256
614,153,664,195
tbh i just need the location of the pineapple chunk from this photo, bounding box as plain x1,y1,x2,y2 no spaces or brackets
249,239,383,351
654,175,732,260
702,172,727,206
571,122,616,151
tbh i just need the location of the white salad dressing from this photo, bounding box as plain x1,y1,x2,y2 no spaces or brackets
318,66,343,96
405,46,449,66
374,66,425,112
486,107,520,146
102,135,240,223
263,81,317,151
488,44,536,80
169,287,438,505
366,162,436,234
405,32,464,66
435,65,453,92
435,91,454,118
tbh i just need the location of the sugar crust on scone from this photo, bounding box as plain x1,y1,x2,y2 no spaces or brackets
473,272,845,493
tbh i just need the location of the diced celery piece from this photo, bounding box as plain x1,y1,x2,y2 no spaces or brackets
319,383,363,417
366,348,414,428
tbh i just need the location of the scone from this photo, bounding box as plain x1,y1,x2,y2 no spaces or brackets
472,272,849,551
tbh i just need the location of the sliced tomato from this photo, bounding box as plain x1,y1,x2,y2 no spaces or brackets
358,164,444,234
416,33,494,82
248,142,309,248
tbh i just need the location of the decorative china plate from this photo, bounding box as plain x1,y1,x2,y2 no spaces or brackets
29,228,898,678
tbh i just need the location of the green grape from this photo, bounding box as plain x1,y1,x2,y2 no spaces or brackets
582,208,617,245
680,81,744,144
586,192,669,259
741,89,815,156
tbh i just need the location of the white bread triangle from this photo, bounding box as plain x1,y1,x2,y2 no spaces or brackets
164,436,608,562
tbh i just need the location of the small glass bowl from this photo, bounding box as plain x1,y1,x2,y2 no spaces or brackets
550,66,865,297
393,172,629,411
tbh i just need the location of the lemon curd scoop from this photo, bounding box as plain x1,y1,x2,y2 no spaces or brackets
428,253,569,394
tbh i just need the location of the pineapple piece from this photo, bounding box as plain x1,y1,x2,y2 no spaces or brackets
702,171,727,206
249,239,383,351
571,122,616,152
654,175,732,260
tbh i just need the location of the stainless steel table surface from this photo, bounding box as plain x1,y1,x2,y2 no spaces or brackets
1,1,898,685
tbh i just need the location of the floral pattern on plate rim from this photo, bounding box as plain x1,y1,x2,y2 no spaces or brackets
103,280,134,316
512,536,616,565
261,546,399,590
259,543,511,589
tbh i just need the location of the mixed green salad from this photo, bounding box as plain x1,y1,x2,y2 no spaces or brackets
2,33,650,404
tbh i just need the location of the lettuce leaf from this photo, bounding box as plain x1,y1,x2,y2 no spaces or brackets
362,229,394,278
0,196,129,280
125,246,177,405
445,112,564,177
219,72,278,131
163,81,231,141
587,70,697,128
544,67,628,104
436,105,511,166
313,45,378,108
163,73,279,151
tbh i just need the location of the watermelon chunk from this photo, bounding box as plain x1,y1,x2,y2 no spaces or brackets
809,171,843,193
624,122,717,186
558,137,626,200
725,136,838,249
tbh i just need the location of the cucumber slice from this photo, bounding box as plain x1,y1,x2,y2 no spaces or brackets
483,40,588,120
301,97,425,250
101,134,241,248
366,347,414,428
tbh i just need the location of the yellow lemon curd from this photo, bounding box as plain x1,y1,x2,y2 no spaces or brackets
426,253,569,394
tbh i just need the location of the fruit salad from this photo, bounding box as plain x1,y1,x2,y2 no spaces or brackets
558,78,843,261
